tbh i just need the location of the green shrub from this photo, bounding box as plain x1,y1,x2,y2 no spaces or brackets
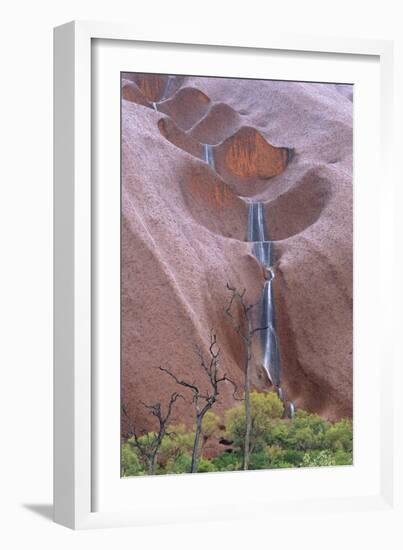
249,449,291,470
200,411,220,441
277,448,304,466
325,419,353,452
301,450,336,467
225,391,284,453
159,424,194,467
212,452,242,472
261,446,303,469
333,449,353,466
121,442,145,476
271,410,331,451
197,458,218,473
249,450,270,470
269,422,290,447
165,453,192,474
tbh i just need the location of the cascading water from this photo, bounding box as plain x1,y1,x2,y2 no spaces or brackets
247,202,266,242
247,201,295,418
287,402,295,418
261,277,281,388
203,144,215,170
150,76,175,112
161,75,175,101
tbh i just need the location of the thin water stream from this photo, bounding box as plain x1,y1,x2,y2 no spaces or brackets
203,144,215,170
247,202,295,418
150,76,176,111
161,75,175,101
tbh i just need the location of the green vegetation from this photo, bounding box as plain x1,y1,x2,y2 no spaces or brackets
121,391,353,476
225,391,284,455
121,442,145,476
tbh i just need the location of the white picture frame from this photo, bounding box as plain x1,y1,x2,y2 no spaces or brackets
54,20,398,530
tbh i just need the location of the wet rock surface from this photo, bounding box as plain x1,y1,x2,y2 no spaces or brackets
121,75,353,439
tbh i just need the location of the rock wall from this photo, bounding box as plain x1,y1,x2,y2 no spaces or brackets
121,74,353,438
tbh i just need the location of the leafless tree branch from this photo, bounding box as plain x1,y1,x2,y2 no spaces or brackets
158,330,239,473
121,391,183,475
224,282,261,470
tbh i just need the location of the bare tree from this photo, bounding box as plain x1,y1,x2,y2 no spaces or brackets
225,283,268,470
159,331,237,473
122,391,183,475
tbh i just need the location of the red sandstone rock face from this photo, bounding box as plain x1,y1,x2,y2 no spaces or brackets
189,102,241,144
213,126,289,193
121,76,353,439
158,87,211,130
157,117,203,160
121,79,149,108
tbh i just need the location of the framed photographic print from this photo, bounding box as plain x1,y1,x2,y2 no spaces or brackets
54,21,397,530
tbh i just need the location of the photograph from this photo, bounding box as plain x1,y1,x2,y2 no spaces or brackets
120,73,353,476
1,0,397,541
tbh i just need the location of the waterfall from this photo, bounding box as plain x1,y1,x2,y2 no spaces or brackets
247,202,266,242
150,76,175,111
203,144,215,170
287,402,296,418
247,201,295,418
261,279,281,387
252,241,272,267
161,75,175,100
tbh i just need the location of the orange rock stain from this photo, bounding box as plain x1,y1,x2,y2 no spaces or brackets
224,127,287,179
